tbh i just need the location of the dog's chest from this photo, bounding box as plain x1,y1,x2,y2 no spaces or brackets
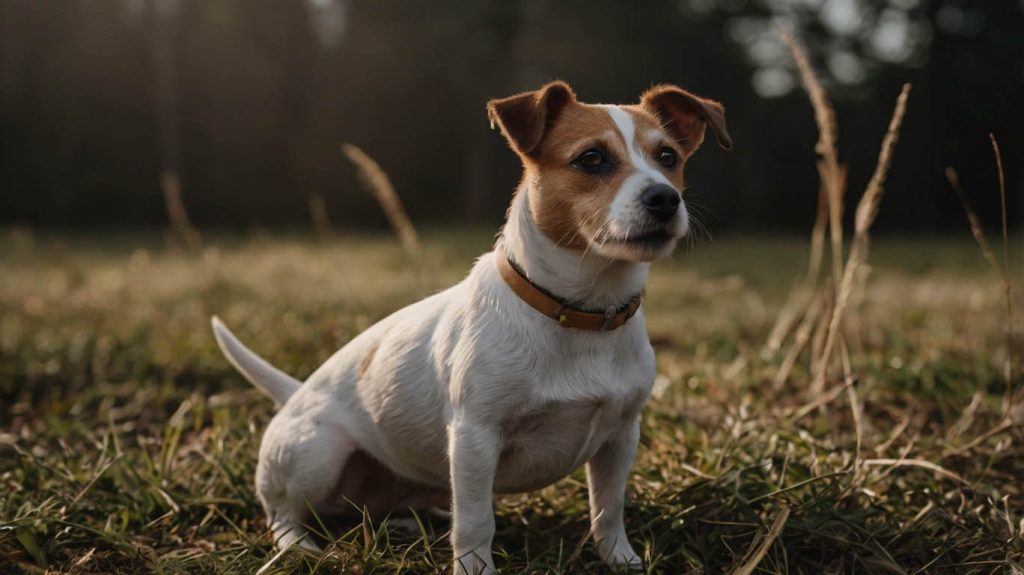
493,389,645,493
481,319,655,491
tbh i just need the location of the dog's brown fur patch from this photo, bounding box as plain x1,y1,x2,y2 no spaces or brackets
359,343,379,377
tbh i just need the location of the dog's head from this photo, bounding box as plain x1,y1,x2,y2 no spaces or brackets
489,81,731,262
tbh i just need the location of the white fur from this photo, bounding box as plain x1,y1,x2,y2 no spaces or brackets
603,106,670,185
211,317,300,405
213,169,664,575
596,106,689,260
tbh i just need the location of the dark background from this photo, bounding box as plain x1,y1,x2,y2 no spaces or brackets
1,0,1021,233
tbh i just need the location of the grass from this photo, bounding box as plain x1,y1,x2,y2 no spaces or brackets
1,229,1022,574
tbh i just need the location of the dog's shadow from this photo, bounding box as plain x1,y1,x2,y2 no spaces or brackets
292,473,767,572
298,482,624,572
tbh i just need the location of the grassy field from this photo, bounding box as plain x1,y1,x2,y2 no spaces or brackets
1,230,1021,574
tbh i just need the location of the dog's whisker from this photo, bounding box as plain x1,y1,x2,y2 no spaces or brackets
577,220,608,278
561,203,608,258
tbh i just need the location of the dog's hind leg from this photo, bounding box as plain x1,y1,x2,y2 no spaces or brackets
255,414,360,552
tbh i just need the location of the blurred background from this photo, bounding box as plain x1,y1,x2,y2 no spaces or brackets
1,0,1022,235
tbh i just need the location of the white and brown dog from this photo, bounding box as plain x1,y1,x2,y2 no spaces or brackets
211,81,730,573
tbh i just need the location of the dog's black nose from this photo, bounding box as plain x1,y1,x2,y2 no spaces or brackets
640,184,681,222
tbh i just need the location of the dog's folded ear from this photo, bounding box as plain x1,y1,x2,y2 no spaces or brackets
640,85,732,156
488,81,576,157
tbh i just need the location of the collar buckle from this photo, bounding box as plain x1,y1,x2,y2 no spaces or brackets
600,306,617,331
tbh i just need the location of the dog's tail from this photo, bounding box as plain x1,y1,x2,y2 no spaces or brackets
211,316,302,405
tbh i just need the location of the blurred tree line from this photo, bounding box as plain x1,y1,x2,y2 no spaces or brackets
1,0,1021,233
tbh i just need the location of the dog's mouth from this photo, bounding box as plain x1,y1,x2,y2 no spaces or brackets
589,220,684,262
607,228,674,247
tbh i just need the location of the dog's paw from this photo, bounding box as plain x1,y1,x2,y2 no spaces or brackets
451,548,497,575
596,536,643,571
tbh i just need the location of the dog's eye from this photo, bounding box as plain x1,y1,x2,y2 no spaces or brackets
656,147,679,169
572,148,613,173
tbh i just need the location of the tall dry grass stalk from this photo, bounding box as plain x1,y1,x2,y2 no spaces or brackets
763,33,846,361
945,167,1000,276
839,337,863,469
160,171,202,252
341,143,421,256
807,183,830,283
946,134,1016,416
990,134,1014,412
811,84,911,396
732,506,791,575
781,30,845,287
308,192,334,239
763,284,813,359
772,294,822,390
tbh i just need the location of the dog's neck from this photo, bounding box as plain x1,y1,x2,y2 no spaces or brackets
497,185,649,312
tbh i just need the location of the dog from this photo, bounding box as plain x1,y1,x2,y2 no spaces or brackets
211,80,730,574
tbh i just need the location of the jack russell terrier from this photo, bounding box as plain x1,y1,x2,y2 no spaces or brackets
211,81,730,573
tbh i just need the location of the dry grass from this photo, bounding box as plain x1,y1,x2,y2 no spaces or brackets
160,171,202,252
308,193,334,240
764,42,918,559
989,134,1015,413
341,143,421,257
812,83,911,397
945,168,1000,273
773,32,915,419
0,231,1022,574
946,150,1016,416
780,30,844,287
943,134,1022,466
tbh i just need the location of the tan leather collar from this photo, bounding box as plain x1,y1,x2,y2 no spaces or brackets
494,247,642,331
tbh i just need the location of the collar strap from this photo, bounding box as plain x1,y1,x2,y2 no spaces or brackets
494,247,642,331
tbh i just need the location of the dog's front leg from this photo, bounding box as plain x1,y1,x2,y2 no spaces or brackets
448,413,499,575
586,418,643,570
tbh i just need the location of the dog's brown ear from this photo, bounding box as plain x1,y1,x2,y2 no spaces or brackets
488,81,576,156
640,85,732,156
